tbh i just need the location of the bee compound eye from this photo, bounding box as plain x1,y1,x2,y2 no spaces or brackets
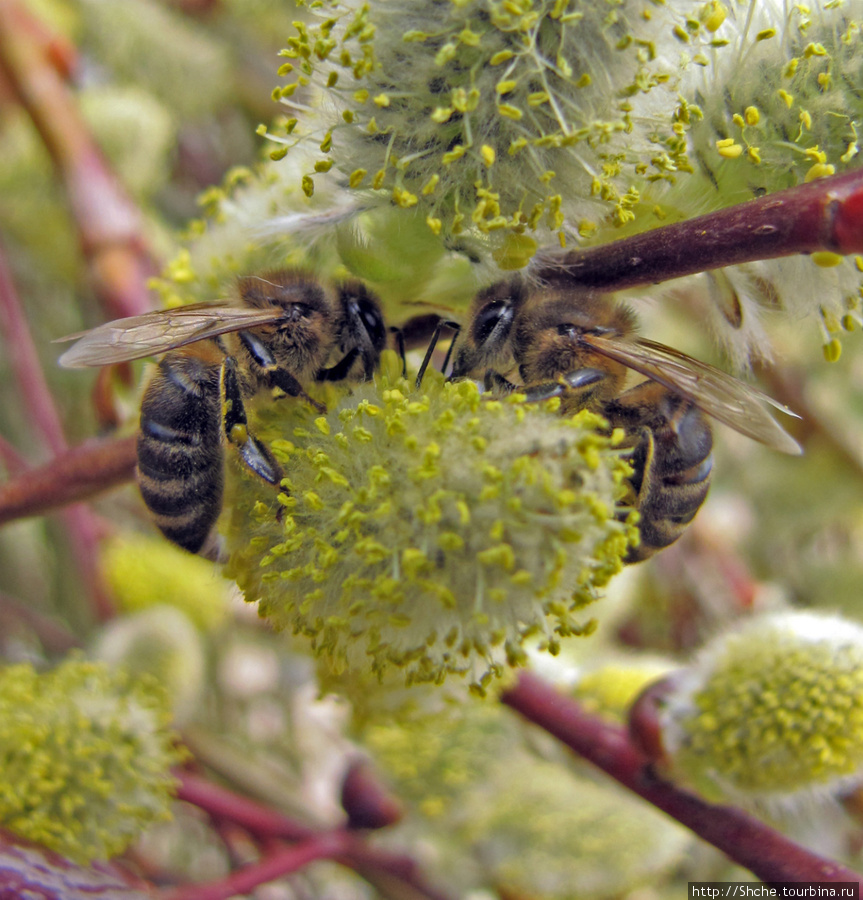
359,303,386,344
474,301,512,344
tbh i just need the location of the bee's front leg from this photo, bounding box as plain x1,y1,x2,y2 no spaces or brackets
317,347,360,382
237,330,326,413
516,367,609,403
221,357,283,485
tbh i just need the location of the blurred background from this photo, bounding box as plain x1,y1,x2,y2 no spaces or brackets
1,1,863,897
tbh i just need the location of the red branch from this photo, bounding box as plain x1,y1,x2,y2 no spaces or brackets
0,239,67,456
501,671,863,886
176,773,316,843
0,436,137,526
538,168,863,292
176,771,455,900
160,832,351,900
0,240,115,620
0,0,154,320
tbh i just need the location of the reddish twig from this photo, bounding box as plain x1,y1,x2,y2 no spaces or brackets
0,239,67,456
538,169,863,291
0,0,77,80
0,0,154,320
0,239,115,620
501,671,863,886
0,435,137,526
160,832,351,900
176,772,316,844
177,771,455,900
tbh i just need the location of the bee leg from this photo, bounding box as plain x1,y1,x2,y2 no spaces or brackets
222,357,284,485
484,370,518,394
238,329,326,412
267,368,327,413
440,325,460,379
317,347,360,382
517,367,609,403
390,327,407,378
608,382,713,563
416,320,461,388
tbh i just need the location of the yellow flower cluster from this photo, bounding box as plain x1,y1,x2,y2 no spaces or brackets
225,352,636,691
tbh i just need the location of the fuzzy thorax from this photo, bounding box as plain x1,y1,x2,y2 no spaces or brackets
225,352,636,691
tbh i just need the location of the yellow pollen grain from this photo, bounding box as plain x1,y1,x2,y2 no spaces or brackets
812,251,843,268
716,140,743,159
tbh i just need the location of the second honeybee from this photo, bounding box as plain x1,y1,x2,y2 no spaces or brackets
416,274,800,562
59,271,387,555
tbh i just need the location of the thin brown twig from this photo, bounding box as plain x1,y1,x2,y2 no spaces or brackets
537,169,863,292
501,671,863,887
0,239,115,620
0,435,137,526
0,238,67,456
0,0,154,320
176,772,317,844
176,771,456,900
159,832,352,900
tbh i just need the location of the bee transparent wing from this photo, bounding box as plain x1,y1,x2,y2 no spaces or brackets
583,333,802,455
56,303,289,368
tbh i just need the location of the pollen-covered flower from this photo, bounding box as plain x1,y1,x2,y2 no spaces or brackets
0,657,183,863
102,533,231,631
225,352,635,691
364,701,691,898
658,612,863,810
264,0,863,364
271,1,861,241
269,0,717,258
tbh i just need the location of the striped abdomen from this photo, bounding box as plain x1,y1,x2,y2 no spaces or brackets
136,351,224,553
617,396,714,564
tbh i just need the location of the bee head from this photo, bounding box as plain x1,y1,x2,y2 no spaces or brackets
514,289,634,389
448,278,528,379
238,272,333,324
336,282,387,378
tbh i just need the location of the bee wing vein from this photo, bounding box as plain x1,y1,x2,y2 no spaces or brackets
583,334,802,455
56,305,289,368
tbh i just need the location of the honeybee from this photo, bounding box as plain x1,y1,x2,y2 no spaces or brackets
416,274,800,562
58,271,387,555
